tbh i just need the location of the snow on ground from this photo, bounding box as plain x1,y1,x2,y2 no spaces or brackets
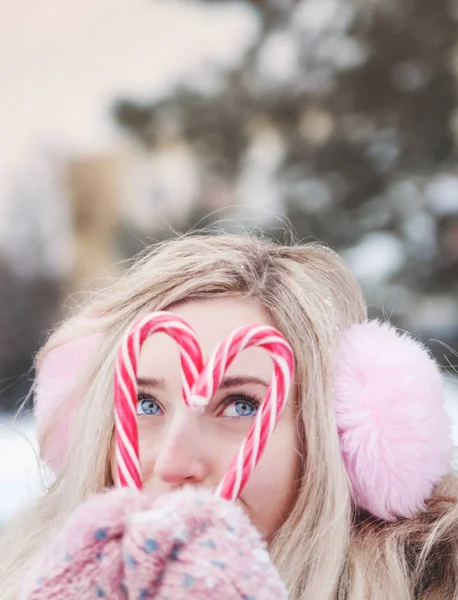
0,416,50,526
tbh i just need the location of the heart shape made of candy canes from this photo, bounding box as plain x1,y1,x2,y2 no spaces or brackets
114,311,295,501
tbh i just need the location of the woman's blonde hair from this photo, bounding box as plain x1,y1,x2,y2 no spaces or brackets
1,233,457,599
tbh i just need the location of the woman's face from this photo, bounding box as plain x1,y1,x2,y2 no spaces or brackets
112,297,300,539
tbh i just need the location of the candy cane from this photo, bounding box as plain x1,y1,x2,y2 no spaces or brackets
114,312,295,499
114,312,204,489
192,325,294,501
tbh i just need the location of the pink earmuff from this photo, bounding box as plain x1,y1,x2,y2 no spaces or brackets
333,320,452,520
34,332,102,472
34,320,452,520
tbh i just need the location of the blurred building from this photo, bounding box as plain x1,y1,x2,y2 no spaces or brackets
66,154,123,295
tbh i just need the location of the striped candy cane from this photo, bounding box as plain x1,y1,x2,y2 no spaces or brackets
114,312,204,489
114,312,295,499
192,325,294,501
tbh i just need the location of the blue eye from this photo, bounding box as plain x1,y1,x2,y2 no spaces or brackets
220,395,260,418
235,401,257,417
137,396,162,416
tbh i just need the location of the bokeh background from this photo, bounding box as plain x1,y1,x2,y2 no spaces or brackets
1,0,458,525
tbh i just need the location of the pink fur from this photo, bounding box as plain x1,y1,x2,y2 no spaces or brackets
333,320,452,520
34,333,101,471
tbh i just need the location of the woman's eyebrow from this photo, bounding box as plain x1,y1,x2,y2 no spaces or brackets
136,375,269,389
220,376,269,389
137,376,165,389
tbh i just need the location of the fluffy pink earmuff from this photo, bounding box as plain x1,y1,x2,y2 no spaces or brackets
34,332,102,471
34,320,452,520
333,320,452,520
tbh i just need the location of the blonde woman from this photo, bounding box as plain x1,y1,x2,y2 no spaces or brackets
0,233,457,599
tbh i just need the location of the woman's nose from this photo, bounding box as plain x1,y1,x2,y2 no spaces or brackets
151,418,209,488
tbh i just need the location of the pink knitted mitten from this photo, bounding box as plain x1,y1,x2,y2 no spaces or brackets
20,487,288,600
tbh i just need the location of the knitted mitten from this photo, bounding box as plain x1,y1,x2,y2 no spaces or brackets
20,487,288,600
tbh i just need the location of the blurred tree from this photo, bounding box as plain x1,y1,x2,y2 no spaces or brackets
0,147,70,412
0,263,61,412
112,0,458,366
